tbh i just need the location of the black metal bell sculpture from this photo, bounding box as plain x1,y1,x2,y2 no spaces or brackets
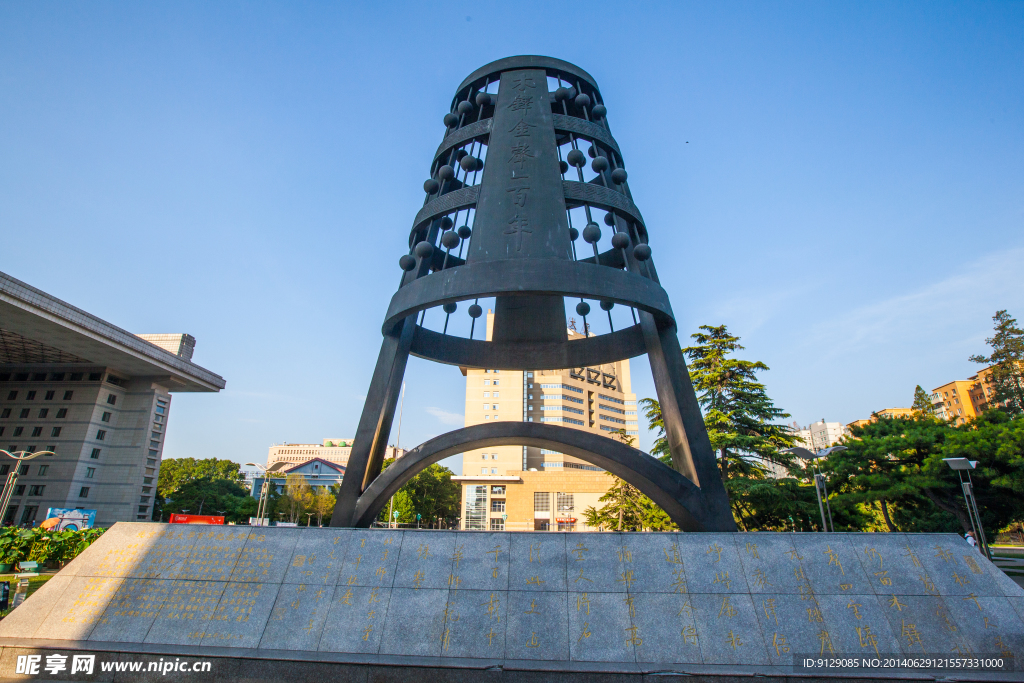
332,56,735,531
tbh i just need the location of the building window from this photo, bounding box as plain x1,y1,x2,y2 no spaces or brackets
63,391,73,400
86,467,95,478
0,409,8,418
28,485,44,496
50,427,61,437
557,492,574,512
490,518,505,531
480,467,488,474
44,391,55,400
90,448,101,459
464,485,487,530
14,485,25,495
101,412,111,422
96,430,106,440
156,405,166,415
491,454,497,460
37,465,48,476
6,391,17,400
18,465,28,475
79,487,90,498
26,391,36,401
56,409,67,418
30,427,41,437
490,468,497,474
491,485,505,495
37,409,48,419
0,465,7,476
491,499,505,512
13,427,23,437
534,492,550,512
106,394,117,405
19,409,29,419
20,506,37,525
557,522,576,532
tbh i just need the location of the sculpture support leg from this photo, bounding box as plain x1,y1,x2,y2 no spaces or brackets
640,311,736,531
331,315,416,527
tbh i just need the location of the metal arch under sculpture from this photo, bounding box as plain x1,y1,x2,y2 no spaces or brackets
331,55,736,532
350,422,725,531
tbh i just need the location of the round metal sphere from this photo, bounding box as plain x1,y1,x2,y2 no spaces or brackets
413,241,434,258
568,227,579,241
611,232,630,249
443,113,459,127
566,87,577,100
554,87,569,101
600,300,615,311
611,168,628,185
575,93,591,109
475,92,492,107
582,223,601,244
591,104,607,119
474,157,485,171
588,145,599,158
440,216,454,230
566,149,586,168
423,178,440,194
468,304,483,318
441,231,460,249
559,160,569,174
576,302,591,316
456,101,474,115
591,156,609,173
457,225,472,239
460,155,478,172
399,255,416,271
437,165,455,180
603,212,616,226
442,302,458,314
633,244,652,261
455,149,468,161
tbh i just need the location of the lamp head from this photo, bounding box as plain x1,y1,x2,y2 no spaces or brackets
943,457,976,471
781,447,816,460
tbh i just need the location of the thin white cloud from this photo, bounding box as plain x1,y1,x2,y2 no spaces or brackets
425,406,464,426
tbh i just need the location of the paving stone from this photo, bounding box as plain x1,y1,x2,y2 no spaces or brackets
175,528,252,582
906,533,1003,597
143,579,227,646
734,533,806,596
336,530,403,588
259,583,336,651
627,591,701,664
392,531,457,590
509,533,566,593
34,576,123,642
563,533,629,594
567,591,634,662
58,524,168,579
128,527,202,580
845,532,940,597
789,533,875,596
445,532,509,592
675,534,747,595
282,528,352,585
199,580,281,648
750,592,830,665
505,590,568,661
812,592,901,658
88,578,173,643
440,588,507,659
379,587,449,657
688,592,768,665
228,528,301,584
943,594,1024,661
0,574,73,639
619,533,688,595
318,584,393,654
873,594,971,655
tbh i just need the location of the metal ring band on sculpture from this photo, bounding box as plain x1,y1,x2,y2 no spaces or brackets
382,259,676,333
410,323,647,371
411,186,480,236
551,114,620,157
434,119,492,162
350,421,715,531
562,181,645,231
456,55,600,99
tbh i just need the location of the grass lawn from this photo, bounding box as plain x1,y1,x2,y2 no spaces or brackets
0,573,56,618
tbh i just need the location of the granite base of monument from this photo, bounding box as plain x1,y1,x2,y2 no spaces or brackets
0,523,1021,682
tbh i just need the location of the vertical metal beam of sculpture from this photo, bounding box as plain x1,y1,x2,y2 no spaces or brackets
332,56,736,531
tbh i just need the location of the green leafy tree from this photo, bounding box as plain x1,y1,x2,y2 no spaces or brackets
312,489,336,526
912,385,935,416
161,478,258,523
970,310,1024,416
376,460,461,526
280,474,313,524
157,458,245,501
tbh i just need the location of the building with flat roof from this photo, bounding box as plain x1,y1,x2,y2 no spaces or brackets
266,439,404,470
931,380,979,425
454,313,636,532
0,271,224,526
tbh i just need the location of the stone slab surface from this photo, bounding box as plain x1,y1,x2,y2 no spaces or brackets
1,524,1023,677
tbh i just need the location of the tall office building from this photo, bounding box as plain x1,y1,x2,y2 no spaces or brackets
454,313,637,532
0,272,224,526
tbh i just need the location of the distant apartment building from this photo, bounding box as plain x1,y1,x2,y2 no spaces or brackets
454,313,636,532
791,420,849,452
266,439,404,470
931,381,979,425
846,407,913,431
0,271,224,527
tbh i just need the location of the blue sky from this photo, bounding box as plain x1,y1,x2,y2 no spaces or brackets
2,2,1022,475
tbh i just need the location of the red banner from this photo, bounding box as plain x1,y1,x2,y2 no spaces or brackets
169,514,225,525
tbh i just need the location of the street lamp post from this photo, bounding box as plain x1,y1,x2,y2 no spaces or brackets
782,446,846,533
245,462,281,527
943,458,991,560
0,449,54,526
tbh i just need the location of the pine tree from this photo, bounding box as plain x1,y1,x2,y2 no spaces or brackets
912,385,935,415
970,310,1024,416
